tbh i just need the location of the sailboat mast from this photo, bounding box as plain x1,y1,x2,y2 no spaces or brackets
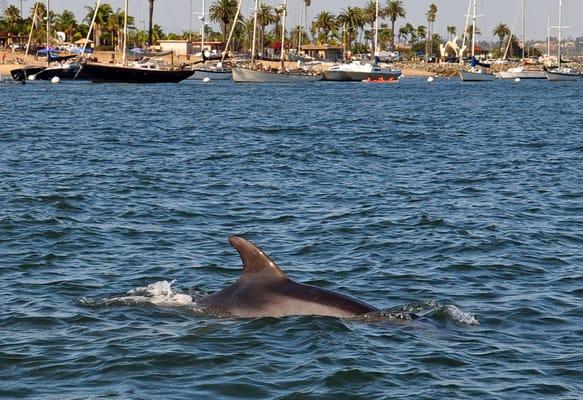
547,14,550,59
201,0,206,57
558,0,562,68
521,0,526,59
460,0,472,64
251,0,259,66
374,0,379,56
122,0,128,65
46,0,50,64
297,0,302,54
280,0,287,71
471,0,477,58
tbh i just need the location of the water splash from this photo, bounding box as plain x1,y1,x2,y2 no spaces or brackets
77,280,195,308
440,304,479,325
361,300,479,325
78,282,478,326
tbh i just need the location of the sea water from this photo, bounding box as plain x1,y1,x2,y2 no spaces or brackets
1,78,582,399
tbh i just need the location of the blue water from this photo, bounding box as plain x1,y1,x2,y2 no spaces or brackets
1,78,582,399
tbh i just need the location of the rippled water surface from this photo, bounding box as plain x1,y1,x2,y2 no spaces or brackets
1,78,582,399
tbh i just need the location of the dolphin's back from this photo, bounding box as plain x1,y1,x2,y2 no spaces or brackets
198,236,379,318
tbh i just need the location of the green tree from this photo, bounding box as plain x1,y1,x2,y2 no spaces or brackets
337,7,364,51
426,4,437,57
257,3,276,55
209,0,238,44
384,0,405,50
492,23,511,54
447,25,456,40
54,10,77,42
312,11,336,44
362,1,378,53
84,3,113,48
4,5,22,34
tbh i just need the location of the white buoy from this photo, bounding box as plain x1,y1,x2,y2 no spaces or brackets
427,76,434,83
399,75,404,80
51,76,61,84
28,75,36,81
514,77,521,82
202,77,211,83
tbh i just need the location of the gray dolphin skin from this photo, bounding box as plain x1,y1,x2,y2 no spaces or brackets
198,236,379,318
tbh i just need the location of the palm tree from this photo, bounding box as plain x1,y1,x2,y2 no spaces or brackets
257,3,276,55
384,0,406,50
415,25,427,45
378,23,392,50
209,0,238,45
337,7,363,51
54,10,77,42
465,24,480,50
446,25,456,40
426,4,437,57
362,1,377,53
4,5,22,34
151,24,165,42
400,22,414,45
108,9,134,52
84,3,113,48
312,11,336,43
493,23,511,54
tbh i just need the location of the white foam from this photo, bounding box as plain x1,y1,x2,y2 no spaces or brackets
119,280,193,306
444,305,479,325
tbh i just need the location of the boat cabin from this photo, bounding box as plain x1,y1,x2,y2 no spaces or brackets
300,44,343,61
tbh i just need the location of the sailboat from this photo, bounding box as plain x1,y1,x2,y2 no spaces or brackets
459,0,494,82
81,0,194,83
191,0,232,80
497,0,546,80
546,0,581,81
323,0,400,82
10,1,51,81
232,0,322,83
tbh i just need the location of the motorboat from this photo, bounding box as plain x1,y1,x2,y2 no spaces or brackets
323,62,401,81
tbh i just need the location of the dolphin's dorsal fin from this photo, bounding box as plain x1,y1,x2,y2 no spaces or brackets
229,236,287,278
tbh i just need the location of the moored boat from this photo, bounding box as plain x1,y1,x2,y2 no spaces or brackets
10,66,46,81
81,60,194,83
323,62,401,82
497,67,546,80
546,68,581,81
459,1,494,82
546,0,581,82
232,66,320,83
191,66,232,80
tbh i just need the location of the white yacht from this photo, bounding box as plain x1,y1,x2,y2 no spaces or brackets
323,62,401,82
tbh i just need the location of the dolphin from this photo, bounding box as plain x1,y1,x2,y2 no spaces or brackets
197,236,379,318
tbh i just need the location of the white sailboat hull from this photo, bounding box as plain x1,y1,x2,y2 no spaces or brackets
232,67,321,83
191,69,232,80
459,69,495,82
546,69,581,81
498,69,546,80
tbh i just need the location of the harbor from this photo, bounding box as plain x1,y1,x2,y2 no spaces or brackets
1,0,582,83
